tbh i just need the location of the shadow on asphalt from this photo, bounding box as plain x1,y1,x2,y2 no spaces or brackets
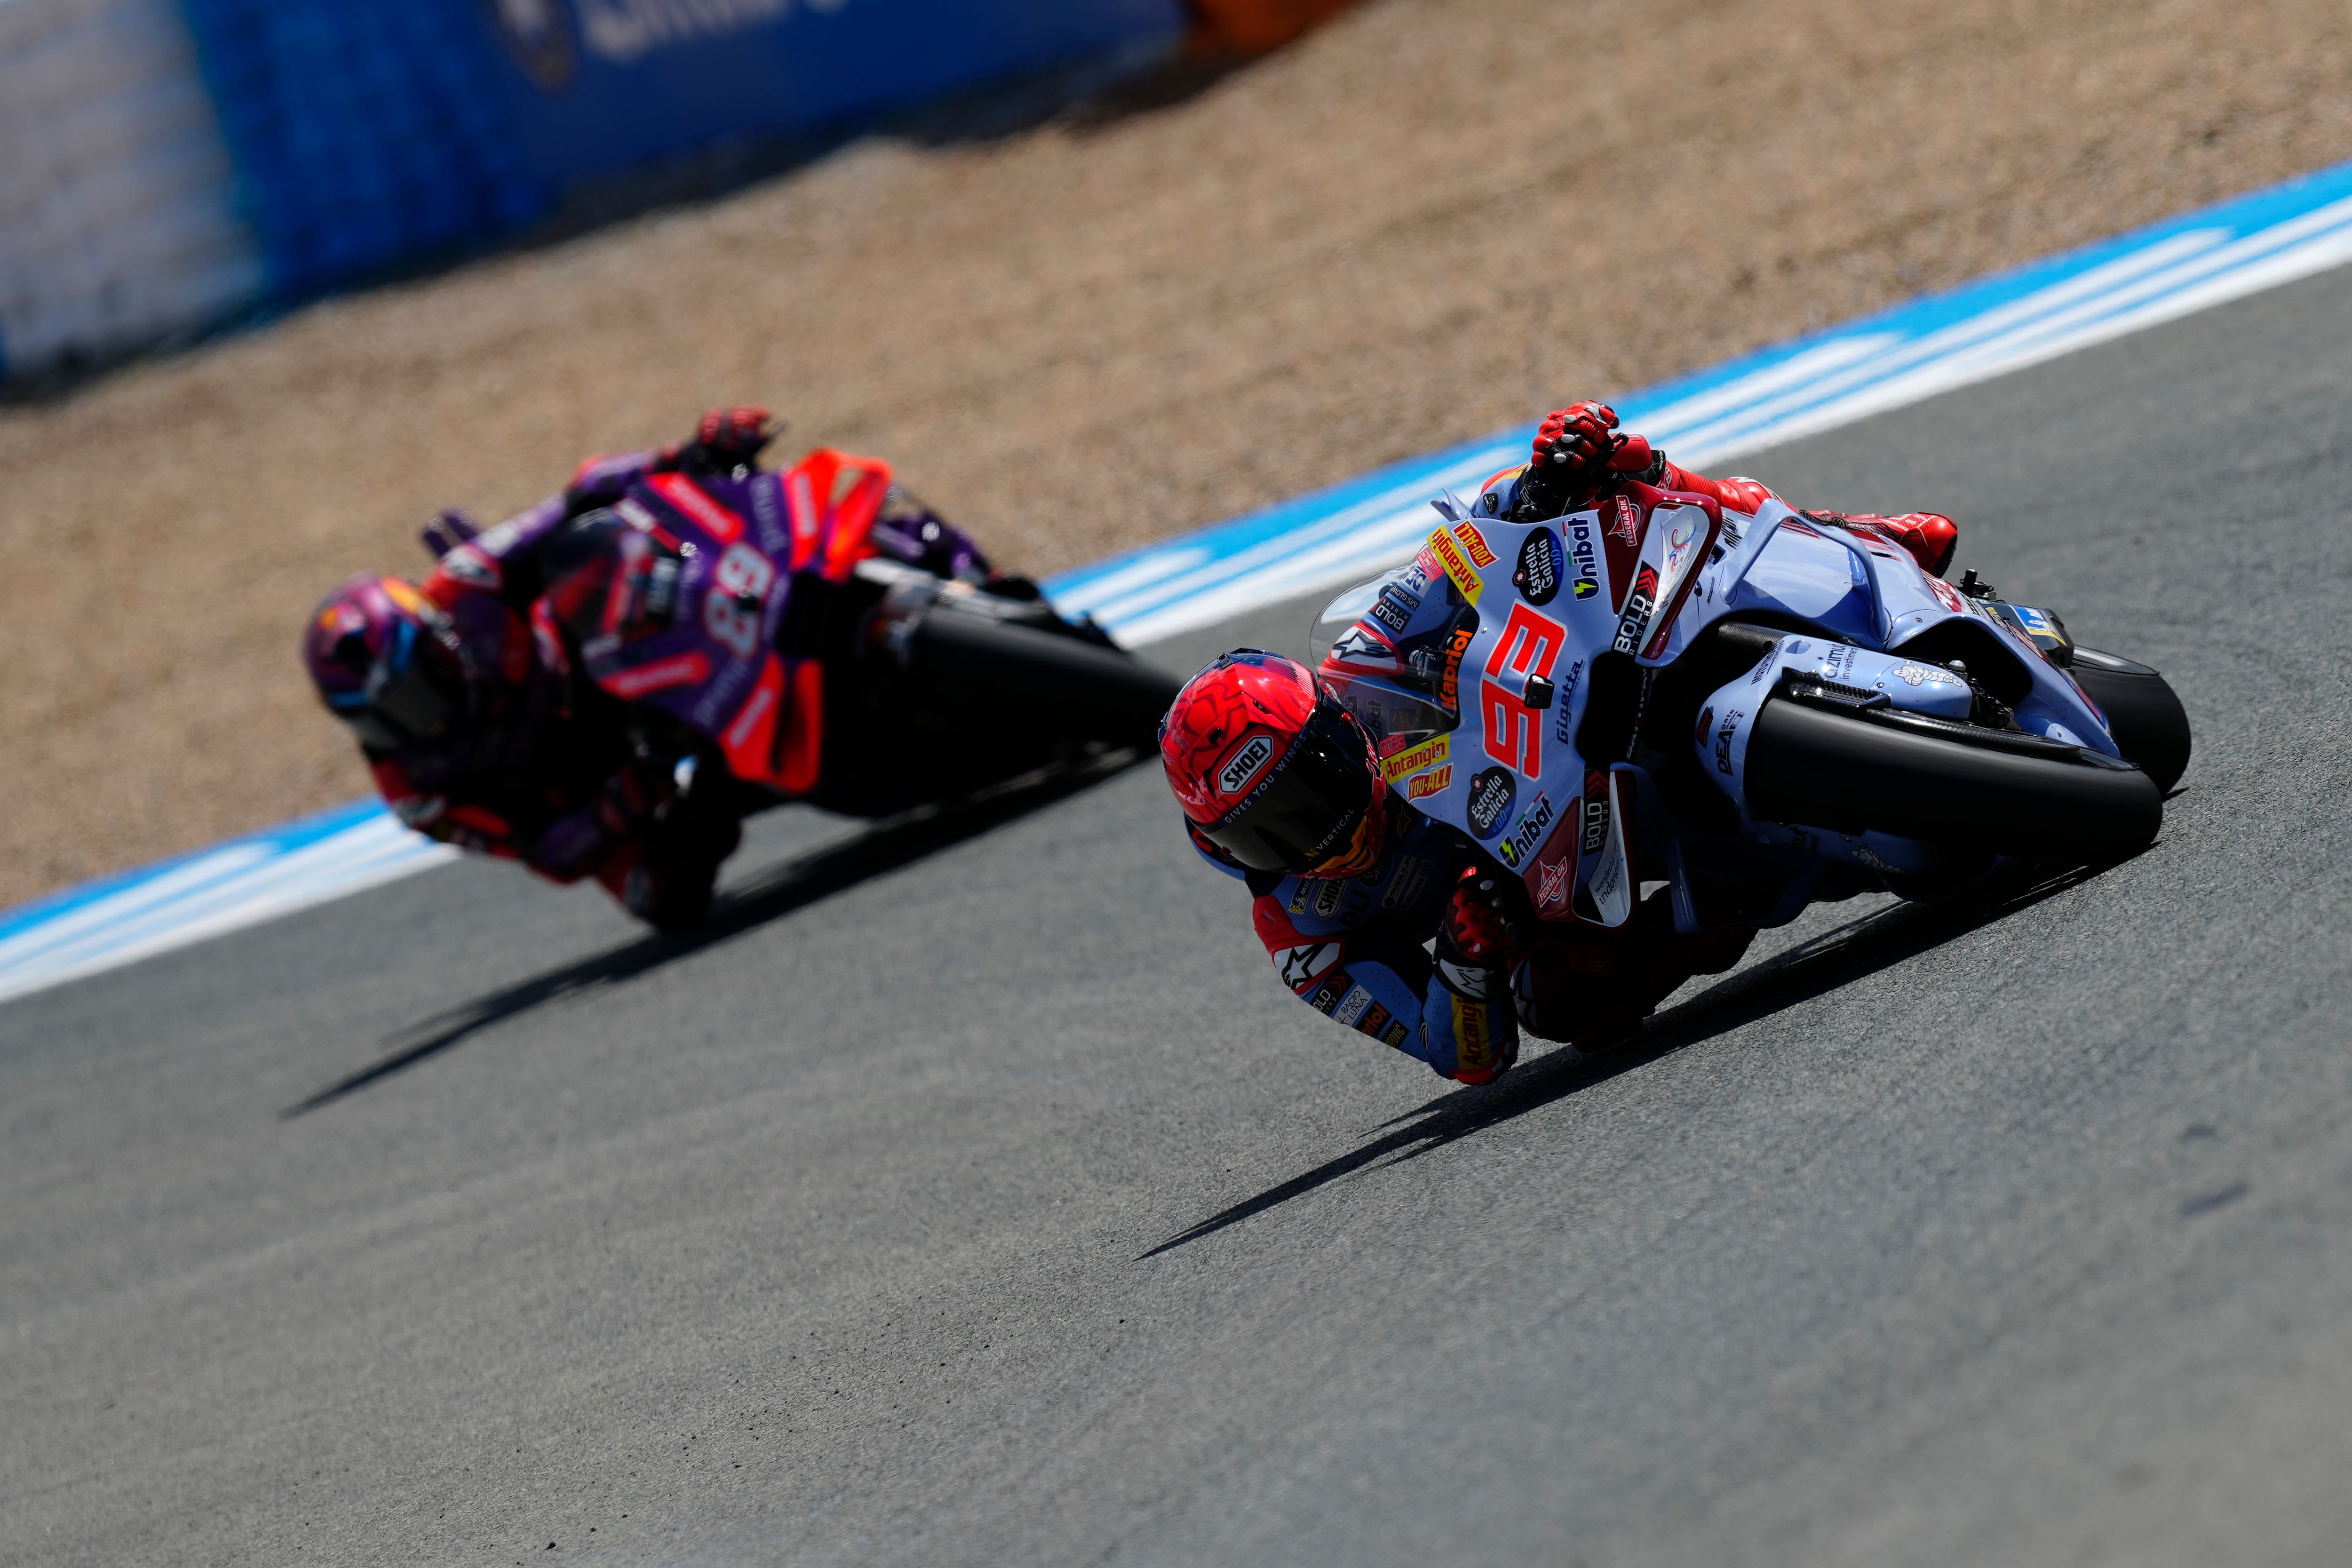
283,751,1143,1117
1139,858,2117,1258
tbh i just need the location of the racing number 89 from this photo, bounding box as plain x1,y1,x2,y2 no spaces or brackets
702,543,776,660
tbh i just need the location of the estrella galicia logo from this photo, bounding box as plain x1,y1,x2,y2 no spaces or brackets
1465,765,1517,840
1217,734,1275,796
482,0,576,90
1513,528,1561,605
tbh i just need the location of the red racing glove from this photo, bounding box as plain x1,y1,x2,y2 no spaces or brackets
1532,401,1623,496
661,405,777,475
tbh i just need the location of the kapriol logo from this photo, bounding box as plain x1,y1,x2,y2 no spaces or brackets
1218,734,1275,796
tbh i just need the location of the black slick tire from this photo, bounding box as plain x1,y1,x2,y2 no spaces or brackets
1744,699,2162,861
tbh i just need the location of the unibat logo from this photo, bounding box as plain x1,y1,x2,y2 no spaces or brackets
1581,768,1611,855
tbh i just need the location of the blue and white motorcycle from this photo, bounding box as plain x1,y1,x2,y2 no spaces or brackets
1311,480,2190,934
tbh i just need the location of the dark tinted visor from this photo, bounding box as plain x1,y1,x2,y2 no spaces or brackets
1196,694,1375,873
330,621,461,752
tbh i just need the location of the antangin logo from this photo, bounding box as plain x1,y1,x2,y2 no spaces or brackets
1426,528,1485,605
1218,734,1275,796
1381,733,1450,784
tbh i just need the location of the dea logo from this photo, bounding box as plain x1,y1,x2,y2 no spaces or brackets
482,0,576,90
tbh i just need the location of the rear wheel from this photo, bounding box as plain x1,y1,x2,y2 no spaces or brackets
1744,698,2163,861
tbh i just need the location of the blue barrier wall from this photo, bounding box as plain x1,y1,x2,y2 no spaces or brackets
174,0,1186,301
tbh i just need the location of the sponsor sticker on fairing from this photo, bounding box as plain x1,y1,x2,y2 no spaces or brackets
1218,734,1275,796
1381,733,1450,785
1715,708,1742,774
1581,768,1611,855
1493,793,1554,869
1466,766,1517,840
1613,564,1659,653
1549,658,1586,746
1514,529,1562,605
1426,527,1485,605
1405,765,1453,801
1453,522,1497,568
1566,520,1601,601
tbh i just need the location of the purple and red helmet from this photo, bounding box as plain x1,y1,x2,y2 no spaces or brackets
301,573,472,753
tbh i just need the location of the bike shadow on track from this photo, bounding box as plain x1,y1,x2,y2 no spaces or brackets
1140,858,2120,1258
282,750,1142,1118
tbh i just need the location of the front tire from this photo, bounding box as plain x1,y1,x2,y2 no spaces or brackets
2069,648,2192,792
1743,699,2163,861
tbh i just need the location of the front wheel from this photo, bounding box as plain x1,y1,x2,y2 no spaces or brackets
1743,699,2163,861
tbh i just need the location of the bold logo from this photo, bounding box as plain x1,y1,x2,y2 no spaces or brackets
1453,521,1497,568
1612,564,1659,653
1370,583,1418,634
1466,766,1517,840
1715,708,1741,775
1405,765,1453,800
1217,734,1276,796
1513,529,1561,605
1308,972,1351,1016
1581,768,1611,855
1494,793,1554,868
1427,527,1485,605
1382,733,1450,785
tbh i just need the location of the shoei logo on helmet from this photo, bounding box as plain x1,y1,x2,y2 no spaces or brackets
1218,734,1277,796
1466,766,1516,840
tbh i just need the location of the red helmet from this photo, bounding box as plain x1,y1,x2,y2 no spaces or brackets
1160,649,1388,876
301,573,473,753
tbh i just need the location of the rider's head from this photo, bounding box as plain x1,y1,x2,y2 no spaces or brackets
301,573,473,753
1160,649,1389,879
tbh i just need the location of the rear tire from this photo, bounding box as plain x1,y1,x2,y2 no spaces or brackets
1744,699,2162,861
2069,648,2192,792
905,609,1183,750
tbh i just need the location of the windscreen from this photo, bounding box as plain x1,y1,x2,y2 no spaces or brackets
1309,570,1460,761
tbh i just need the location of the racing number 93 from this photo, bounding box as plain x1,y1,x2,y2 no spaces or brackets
702,543,776,660
1480,602,1565,776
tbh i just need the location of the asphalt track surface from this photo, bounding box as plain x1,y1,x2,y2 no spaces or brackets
8,268,2352,1568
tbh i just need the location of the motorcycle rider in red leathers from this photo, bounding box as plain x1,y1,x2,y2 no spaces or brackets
1159,401,1959,1083
302,407,1001,929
